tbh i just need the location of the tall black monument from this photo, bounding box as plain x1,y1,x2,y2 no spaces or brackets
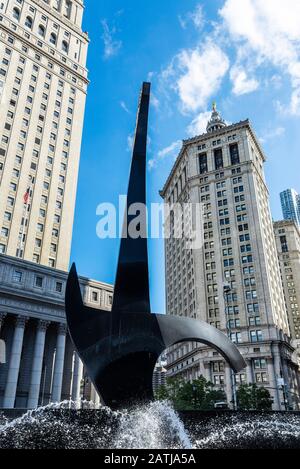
65,83,246,409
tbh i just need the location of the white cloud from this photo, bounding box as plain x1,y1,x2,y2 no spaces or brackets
175,41,229,113
151,94,160,109
127,134,134,152
120,101,130,113
148,159,156,170
259,126,285,143
230,66,259,95
187,111,211,137
179,4,204,30
158,140,182,159
101,19,122,59
148,140,182,170
220,0,300,114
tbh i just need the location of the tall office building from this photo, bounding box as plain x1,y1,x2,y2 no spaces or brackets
160,105,300,410
280,189,300,227
0,1,113,411
0,0,89,271
274,220,300,360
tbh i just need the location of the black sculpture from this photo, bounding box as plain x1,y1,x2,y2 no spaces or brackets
65,82,246,409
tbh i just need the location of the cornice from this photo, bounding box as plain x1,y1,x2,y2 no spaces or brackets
31,0,89,41
160,119,267,198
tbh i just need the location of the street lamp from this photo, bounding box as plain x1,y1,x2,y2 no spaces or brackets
223,284,238,410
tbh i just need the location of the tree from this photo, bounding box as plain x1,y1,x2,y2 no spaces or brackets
155,375,227,411
236,384,273,410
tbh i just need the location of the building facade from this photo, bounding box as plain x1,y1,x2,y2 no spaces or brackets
0,1,111,410
0,0,88,271
160,105,300,410
280,189,300,227
274,220,300,362
0,253,113,409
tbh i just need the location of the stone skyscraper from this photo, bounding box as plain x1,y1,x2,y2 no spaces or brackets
274,220,300,362
0,1,114,411
160,105,300,410
0,0,88,271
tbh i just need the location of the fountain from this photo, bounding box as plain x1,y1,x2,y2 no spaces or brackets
1,401,300,449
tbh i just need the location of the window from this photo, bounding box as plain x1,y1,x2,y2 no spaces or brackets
199,153,208,174
230,332,242,343
35,276,43,288
13,8,20,21
1,227,9,237
0,244,6,254
62,40,69,53
56,282,63,293
35,238,42,248
38,25,45,37
50,33,57,45
25,16,33,29
92,291,98,302
250,330,263,343
13,270,23,282
214,149,223,170
230,144,240,165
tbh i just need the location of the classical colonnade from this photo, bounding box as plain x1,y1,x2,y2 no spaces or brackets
0,312,89,409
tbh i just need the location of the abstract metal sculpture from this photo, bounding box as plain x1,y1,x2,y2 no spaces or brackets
65,82,246,409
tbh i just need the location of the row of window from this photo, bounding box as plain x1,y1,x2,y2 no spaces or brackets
12,268,63,292
199,143,240,175
12,1,71,54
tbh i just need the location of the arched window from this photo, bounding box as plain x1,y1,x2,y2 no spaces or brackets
25,16,33,29
62,40,69,53
12,8,20,21
38,25,45,38
50,33,57,45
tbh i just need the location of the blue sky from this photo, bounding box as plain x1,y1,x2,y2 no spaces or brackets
71,0,300,313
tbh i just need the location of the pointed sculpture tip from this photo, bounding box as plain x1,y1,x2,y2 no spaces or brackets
142,82,151,96
70,262,77,275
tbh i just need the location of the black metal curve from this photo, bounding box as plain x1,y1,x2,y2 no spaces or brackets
65,82,246,409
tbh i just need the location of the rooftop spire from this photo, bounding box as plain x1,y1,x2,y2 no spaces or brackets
207,101,227,133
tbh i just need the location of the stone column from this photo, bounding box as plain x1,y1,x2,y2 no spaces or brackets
90,384,101,409
51,323,66,403
268,356,281,411
71,352,83,405
225,364,232,404
27,320,49,409
203,362,211,382
246,359,253,384
3,316,28,409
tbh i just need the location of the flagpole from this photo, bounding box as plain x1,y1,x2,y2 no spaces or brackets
18,175,33,258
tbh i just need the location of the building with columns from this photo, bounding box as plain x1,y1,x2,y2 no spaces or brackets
160,105,300,410
0,0,88,271
274,220,300,363
0,253,113,409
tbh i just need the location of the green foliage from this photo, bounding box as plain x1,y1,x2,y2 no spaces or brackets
236,384,273,411
155,375,227,411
